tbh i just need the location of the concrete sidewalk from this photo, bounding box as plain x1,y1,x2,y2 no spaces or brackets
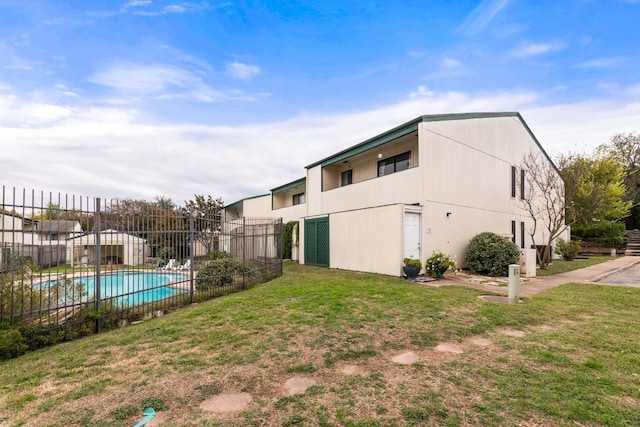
444,256,640,297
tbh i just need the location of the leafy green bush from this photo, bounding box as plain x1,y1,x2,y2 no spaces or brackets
195,257,243,291
571,223,625,245
282,221,299,259
0,328,27,360
464,232,520,277
403,257,422,269
158,247,175,263
555,238,581,261
210,250,230,260
425,251,456,278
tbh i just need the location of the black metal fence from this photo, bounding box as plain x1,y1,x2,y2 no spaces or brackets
0,187,282,355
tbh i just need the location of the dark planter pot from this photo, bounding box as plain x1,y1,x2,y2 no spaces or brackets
433,267,448,279
402,266,420,281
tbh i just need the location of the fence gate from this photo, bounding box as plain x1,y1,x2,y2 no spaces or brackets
304,217,329,267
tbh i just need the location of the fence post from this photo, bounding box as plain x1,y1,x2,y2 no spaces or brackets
189,209,195,303
94,198,102,334
242,217,246,289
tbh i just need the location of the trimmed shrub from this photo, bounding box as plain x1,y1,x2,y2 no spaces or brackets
195,257,243,291
0,328,27,360
464,232,520,277
571,223,626,245
555,238,582,261
210,250,230,260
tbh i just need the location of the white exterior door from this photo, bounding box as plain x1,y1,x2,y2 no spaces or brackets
404,212,421,260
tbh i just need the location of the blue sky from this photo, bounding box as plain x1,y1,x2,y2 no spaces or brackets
2,0,640,206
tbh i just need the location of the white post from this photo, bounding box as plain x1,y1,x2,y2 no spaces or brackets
508,264,520,303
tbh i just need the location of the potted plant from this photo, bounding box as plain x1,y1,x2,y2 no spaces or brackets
402,257,422,281
426,251,456,279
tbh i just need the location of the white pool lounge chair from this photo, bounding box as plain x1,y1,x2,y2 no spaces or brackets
177,259,191,271
161,259,177,270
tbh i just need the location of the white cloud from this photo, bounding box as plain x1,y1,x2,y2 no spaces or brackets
421,57,467,80
409,86,434,98
91,1,207,17
442,58,462,68
0,94,73,125
2,85,640,204
511,41,561,58
91,63,195,93
124,0,152,7
574,57,627,69
408,50,428,59
89,62,256,102
458,0,512,34
225,62,261,80
133,2,210,16
4,57,37,71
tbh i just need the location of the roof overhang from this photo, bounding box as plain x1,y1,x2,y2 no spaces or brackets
271,177,306,194
304,111,558,173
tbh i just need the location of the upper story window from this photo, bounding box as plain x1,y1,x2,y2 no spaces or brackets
511,166,517,198
378,151,411,177
520,169,525,199
292,192,305,205
341,169,353,186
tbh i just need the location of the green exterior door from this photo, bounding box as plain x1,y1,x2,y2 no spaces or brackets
304,217,330,267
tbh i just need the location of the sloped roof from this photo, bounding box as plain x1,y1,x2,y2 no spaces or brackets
66,229,147,244
36,220,81,233
305,112,556,170
225,194,270,210
270,177,306,194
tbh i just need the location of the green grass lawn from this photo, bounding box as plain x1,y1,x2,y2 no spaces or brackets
1,262,639,426
536,256,615,276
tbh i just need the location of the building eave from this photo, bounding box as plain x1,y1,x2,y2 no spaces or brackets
304,111,556,170
224,194,270,210
271,177,306,194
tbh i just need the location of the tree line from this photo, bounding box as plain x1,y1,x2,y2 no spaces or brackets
30,194,224,261
558,132,639,229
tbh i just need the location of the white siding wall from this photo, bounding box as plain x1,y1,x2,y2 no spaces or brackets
330,204,404,276
242,195,272,218
419,117,557,267
0,214,26,244
321,167,422,214
295,115,562,276
306,166,323,216
274,203,307,223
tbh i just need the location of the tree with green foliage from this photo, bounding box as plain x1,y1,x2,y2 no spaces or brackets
183,195,224,256
152,196,176,211
102,198,189,257
597,132,640,229
557,152,632,225
32,202,61,220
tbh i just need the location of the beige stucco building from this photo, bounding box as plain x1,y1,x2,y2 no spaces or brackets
227,112,565,277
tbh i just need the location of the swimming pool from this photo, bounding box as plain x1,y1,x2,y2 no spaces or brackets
42,271,189,306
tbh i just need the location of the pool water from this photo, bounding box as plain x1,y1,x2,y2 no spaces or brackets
45,271,188,306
